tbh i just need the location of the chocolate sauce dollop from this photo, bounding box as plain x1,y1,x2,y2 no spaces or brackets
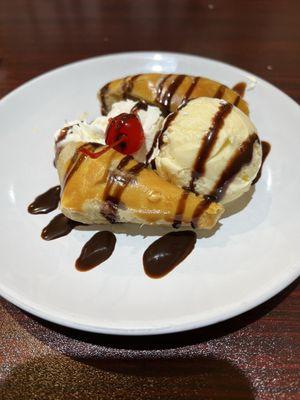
41,214,81,241
76,231,116,271
143,231,197,278
28,186,61,214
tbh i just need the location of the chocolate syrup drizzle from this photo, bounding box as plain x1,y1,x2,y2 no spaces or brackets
159,75,185,112
172,191,190,229
122,74,141,99
212,133,259,201
214,85,226,99
101,156,146,223
156,74,171,103
190,195,215,229
55,127,69,145
190,133,259,228
54,125,76,166
145,111,178,164
179,77,200,108
100,82,110,115
172,130,260,229
63,143,99,188
232,82,247,108
101,74,248,120
189,102,233,193
131,100,148,114
28,186,61,214
252,141,271,185
232,82,247,97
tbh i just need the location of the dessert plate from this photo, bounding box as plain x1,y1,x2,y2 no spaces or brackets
0,52,299,335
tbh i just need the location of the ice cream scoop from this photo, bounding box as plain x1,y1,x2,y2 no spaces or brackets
155,97,262,204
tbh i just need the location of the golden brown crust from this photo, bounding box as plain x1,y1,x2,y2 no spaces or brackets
57,143,224,229
98,73,249,116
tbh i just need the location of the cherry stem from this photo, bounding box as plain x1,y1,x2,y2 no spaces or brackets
79,135,127,159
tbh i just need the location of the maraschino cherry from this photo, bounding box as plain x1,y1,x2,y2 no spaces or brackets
80,113,145,158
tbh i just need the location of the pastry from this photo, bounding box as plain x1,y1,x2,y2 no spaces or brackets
56,142,224,229
98,73,249,116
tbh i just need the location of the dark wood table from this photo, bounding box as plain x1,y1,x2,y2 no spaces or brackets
0,1,299,399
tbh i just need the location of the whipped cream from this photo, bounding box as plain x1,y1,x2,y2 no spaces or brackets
55,100,163,163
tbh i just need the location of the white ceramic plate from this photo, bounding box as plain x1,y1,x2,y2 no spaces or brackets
0,52,299,335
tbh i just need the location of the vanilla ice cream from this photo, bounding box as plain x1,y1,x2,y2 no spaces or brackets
155,97,262,204
55,99,163,163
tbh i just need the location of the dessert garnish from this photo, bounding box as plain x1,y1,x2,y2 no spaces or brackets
28,73,270,278
79,113,145,158
105,113,145,154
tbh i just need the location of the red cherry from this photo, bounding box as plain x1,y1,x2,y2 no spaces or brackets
105,113,145,155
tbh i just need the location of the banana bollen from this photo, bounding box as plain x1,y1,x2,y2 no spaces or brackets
56,142,224,229
98,73,249,116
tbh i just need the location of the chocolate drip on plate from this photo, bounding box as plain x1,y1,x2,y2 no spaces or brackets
75,231,116,271
28,186,61,214
252,141,271,185
143,231,197,278
189,102,233,192
41,213,82,241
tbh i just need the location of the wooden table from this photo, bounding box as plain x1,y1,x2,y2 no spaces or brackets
0,1,299,399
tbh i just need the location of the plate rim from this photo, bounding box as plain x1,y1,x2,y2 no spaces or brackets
1,268,299,336
0,51,299,336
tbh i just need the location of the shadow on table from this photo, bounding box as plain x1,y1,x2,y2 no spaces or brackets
0,355,255,400
3,277,299,351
